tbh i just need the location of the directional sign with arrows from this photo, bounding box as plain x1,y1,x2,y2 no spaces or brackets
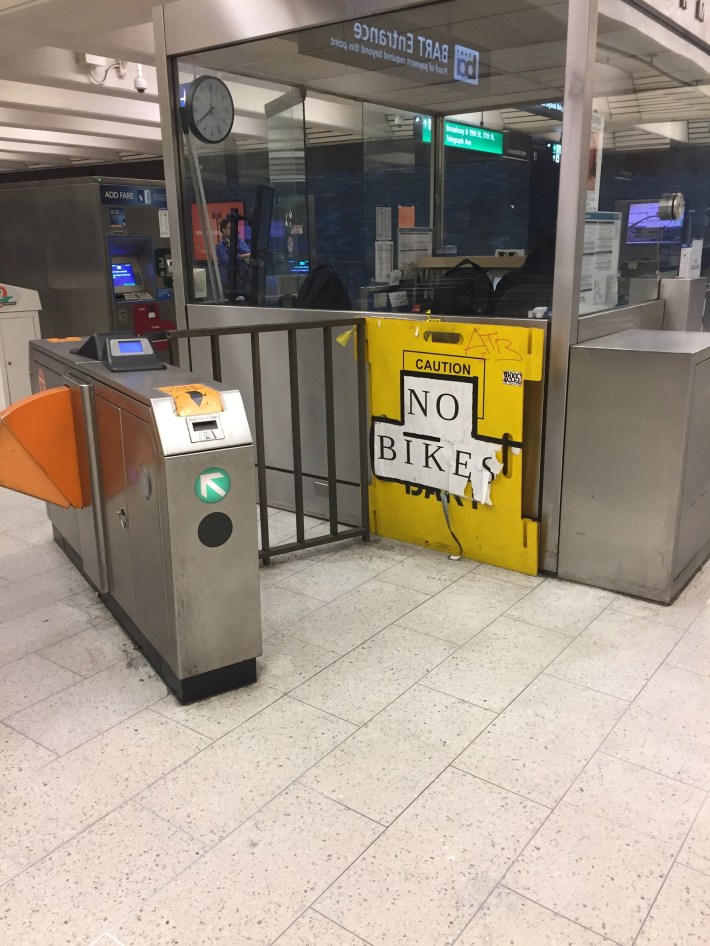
195,467,231,504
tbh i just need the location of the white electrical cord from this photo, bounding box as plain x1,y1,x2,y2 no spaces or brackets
90,61,127,84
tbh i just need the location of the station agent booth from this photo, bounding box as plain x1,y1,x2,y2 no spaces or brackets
154,0,710,598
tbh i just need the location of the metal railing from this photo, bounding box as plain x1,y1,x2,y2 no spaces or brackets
165,316,370,565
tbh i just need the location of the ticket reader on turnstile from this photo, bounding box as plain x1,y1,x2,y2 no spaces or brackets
1,334,261,702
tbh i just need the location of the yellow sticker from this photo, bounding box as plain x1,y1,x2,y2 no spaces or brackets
159,384,223,417
336,330,354,348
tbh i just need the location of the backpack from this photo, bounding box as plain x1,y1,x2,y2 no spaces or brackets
431,259,494,316
295,264,351,310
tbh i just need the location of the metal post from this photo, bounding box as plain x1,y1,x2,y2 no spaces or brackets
210,334,222,382
251,333,271,563
431,115,446,251
355,321,371,541
288,330,305,544
540,0,599,572
322,326,339,535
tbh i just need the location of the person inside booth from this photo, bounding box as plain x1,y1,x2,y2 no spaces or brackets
216,217,251,289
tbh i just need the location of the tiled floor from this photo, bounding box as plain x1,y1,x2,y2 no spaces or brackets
0,486,709,946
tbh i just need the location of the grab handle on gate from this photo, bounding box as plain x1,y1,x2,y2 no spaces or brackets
0,388,88,508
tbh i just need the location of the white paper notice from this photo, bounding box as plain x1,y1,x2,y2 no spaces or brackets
159,208,170,238
375,241,394,284
586,112,605,213
376,206,392,241
579,212,622,314
398,228,433,269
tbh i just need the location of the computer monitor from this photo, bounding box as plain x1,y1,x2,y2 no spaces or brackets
625,199,685,246
249,185,275,261
111,257,145,291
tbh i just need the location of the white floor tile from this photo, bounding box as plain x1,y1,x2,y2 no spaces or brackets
6,658,167,754
667,605,710,676
0,565,90,623
611,569,710,631
0,710,209,867
0,533,30,558
473,563,545,589
566,753,705,847
301,684,494,824
151,680,282,739
0,801,203,946
506,579,616,637
0,600,95,667
457,674,627,806
5,517,54,546
680,795,710,876
0,721,55,791
547,609,686,700
260,585,325,636
292,624,455,725
286,578,430,655
377,548,479,595
0,850,21,884
505,804,677,946
275,910,369,945
258,632,339,691
0,654,81,719
0,542,69,582
636,863,710,945
603,665,710,789
139,696,355,844
396,574,530,645
316,768,547,946
112,783,381,946
38,620,136,676
457,887,617,946
423,616,569,712
258,543,340,588
0,503,51,533
276,539,414,603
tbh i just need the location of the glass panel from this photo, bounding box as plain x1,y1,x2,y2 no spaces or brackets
174,0,570,314
589,1,710,317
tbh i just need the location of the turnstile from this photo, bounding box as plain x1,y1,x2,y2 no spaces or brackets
22,334,261,702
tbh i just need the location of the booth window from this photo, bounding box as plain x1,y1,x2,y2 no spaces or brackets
580,4,710,323
173,0,570,316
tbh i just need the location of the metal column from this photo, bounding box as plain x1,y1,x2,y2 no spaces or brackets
540,0,599,572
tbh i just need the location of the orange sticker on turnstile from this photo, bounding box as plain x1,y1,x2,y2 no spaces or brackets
46,337,82,342
159,384,223,417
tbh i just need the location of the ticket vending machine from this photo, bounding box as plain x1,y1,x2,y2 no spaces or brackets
0,178,177,341
0,333,261,702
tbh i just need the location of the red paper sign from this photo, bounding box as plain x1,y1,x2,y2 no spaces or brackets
191,201,245,261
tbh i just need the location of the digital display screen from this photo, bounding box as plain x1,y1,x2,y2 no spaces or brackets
117,340,144,354
112,263,138,287
627,202,684,245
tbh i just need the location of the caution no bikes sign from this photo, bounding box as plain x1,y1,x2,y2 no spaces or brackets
367,320,545,575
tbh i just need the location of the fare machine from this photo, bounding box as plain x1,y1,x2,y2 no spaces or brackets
0,178,176,340
28,334,261,702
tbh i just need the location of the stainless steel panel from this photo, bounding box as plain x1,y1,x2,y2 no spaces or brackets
121,410,171,657
164,444,261,678
660,277,707,332
577,300,665,343
95,396,137,620
675,357,710,575
1,316,35,403
559,330,710,602
152,390,252,456
164,0,435,55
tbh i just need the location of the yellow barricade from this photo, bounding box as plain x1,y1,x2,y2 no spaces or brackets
367,318,545,575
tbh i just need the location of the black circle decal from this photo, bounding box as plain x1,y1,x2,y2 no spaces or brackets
198,512,233,548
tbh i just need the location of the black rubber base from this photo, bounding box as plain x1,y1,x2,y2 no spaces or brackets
53,529,258,705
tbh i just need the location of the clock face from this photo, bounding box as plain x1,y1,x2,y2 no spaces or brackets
186,76,234,144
